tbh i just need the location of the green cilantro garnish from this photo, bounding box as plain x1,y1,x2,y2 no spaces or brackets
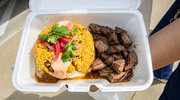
47,36,58,43
52,25,70,35
71,27,79,34
38,34,48,41
61,41,76,62
38,25,79,44
37,24,88,62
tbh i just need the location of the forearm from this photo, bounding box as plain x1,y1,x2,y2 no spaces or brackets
149,18,180,70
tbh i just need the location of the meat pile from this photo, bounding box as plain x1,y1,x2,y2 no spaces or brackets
89,23,138,83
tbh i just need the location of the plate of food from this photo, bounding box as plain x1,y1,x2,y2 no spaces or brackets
34,20,138,83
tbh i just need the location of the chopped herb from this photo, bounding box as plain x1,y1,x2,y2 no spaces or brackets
38,25,79,44
52,25,70,35
61,41,77,62
47,36,58,44
38,34,48,41
37,24,87,62
71,28,79,34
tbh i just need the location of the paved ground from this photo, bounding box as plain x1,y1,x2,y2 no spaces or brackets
0,0,177,100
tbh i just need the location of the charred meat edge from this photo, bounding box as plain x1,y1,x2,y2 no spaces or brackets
95,40,109,53
91,59,107,71
124,50,138,70
98,67,113,77
111,59,125,74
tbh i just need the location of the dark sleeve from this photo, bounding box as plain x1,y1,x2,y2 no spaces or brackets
159,63,180,100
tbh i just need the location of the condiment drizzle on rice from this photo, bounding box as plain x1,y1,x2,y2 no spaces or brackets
34,22,95,79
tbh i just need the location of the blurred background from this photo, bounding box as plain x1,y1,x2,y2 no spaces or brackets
0,0,177,100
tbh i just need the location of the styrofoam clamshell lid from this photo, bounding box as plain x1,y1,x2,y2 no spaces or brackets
29,0,141,12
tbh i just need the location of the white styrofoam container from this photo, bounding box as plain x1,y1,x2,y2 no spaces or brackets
12,0,153,92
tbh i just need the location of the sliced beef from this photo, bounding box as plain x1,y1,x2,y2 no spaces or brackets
95,40,109,53
108,72,126,83
106,45,126,54
99,36,108,44
124,64,134,71
109,41,120,45
91,33,108,43
108,31,119,44
111,59,125,74
115,26,124,35
106,45,118,54
119,30,132,48
100,53,110,60
122,51,129,58
113,54,123,60
127,50,138,66
98,67,113,77
124,50,138,70
113,45,126,53
100,26,114,36
91,33,101,41
91,59,107,71
104,56,114,66
89,23,113,36
89,23,102,34
89,23,138,83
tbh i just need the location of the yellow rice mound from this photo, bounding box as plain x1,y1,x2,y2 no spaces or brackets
34,22,95,77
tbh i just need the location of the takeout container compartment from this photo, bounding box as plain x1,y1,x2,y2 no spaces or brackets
12,0,153,92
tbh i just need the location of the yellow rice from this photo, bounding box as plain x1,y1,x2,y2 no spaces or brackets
34,22,95,77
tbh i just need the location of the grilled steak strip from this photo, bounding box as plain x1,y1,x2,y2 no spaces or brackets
91,33,108,44
124,50,138,70
119,30,132,48
104,56,115,66
115,26,124,35
111,59,125,74
98,36,108,44
106,45,118,54
89,23,102,34
108,72,126,83
91,33,101,41
100,26,114,36
91,59,107,71
113,54,123,60
124,64,134,71
113,45,126,53
122,51,129,58
106,45,126,54
108,31,119,44
100,53,110,60
98,67,113,77
95,40,109,53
